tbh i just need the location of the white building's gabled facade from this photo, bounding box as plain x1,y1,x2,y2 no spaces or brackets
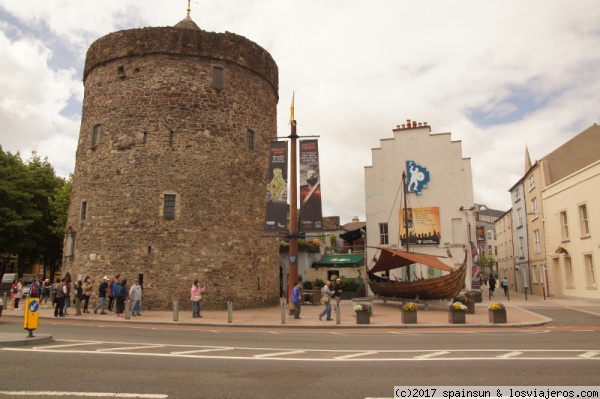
364,121,475,290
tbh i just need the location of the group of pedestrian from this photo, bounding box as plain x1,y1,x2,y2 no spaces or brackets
289,278,344,321
45,274,142,318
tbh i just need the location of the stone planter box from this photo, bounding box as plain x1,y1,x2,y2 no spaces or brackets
356,311,370,324
401,310,417,324
472,290,483,303
489,309,507,323
448,311,466,324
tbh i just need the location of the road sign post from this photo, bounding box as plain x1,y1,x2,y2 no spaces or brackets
24,298,40,337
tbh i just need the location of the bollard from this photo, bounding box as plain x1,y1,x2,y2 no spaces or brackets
336,303,340,324
75,297,82,315
227,301,233,323
173,300,178,321
125,300,131,320
281,303,286,325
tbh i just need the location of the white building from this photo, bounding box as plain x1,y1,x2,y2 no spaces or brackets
364,121,475,291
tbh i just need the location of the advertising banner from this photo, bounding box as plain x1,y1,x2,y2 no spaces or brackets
399,207,441,246
265,141,288,232
299,139,323,231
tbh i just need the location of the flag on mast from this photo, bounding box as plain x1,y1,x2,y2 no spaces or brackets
289,92,295,125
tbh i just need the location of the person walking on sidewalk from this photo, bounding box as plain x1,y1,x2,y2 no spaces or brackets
94,276,109,314
501,277,509,297
319,281,333,321
109,274,122,312
129,278,142,316
291,281,302,319
332,278,343,307
489,274,496,297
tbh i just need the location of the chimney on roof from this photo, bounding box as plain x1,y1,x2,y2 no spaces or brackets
352,216,359,222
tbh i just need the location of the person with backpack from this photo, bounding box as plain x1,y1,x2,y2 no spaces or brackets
29,279,40,298
94,276,109,314
109,274,121,312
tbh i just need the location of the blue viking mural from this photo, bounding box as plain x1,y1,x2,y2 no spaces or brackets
405,160,430,195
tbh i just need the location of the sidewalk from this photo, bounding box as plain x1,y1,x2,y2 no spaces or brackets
5,288,591,331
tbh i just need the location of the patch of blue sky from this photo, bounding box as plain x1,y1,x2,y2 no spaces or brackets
59,95,83,119
468,85,553,127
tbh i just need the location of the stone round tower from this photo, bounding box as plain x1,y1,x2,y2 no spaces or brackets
62,14,280,310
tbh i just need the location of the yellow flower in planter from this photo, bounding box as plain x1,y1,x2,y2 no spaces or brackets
401,302,418,312
450,302,467,312
489,303,506,311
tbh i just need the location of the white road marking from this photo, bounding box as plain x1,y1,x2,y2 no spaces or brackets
578,351,599,358
96,344,165,352
253,350,306,358
497,351,523,358
414,351,450,359
171,347,233,355
335,351,378,359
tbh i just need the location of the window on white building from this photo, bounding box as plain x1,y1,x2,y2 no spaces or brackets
584,253,596,288
379,223,389,246
579,203,590,237
560,210,569,241
517,208,523,227
529,175,535,190
564,256,574,287
532,265,538,283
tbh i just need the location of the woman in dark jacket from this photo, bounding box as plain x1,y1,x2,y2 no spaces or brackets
115,279,128,318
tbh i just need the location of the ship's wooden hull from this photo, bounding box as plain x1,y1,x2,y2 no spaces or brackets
367,258,467,301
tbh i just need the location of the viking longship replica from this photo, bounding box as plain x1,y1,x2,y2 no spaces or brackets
366,248,467,300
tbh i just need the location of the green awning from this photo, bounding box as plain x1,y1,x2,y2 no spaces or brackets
314,254,365,268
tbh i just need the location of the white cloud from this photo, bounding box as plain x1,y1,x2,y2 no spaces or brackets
1,0,599,222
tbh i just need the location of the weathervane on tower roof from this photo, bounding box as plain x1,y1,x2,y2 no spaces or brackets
187,0,191,16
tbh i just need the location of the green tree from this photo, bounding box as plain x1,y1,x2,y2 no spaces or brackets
0,147,69,278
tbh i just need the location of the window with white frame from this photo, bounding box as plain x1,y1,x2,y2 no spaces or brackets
487,230,492,240
529,175,535,190
560,210,569,241
532,265,538,283
564,256,574,287
584,253,596,288
530,197,538,219
518,236,524,258
533,229,540,253
517,208,523,227
379,223,389,246
579,203,590,237
539,265,544,284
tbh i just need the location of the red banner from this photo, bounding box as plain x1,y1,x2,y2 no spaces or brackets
265,141,288,232
299,140,323,231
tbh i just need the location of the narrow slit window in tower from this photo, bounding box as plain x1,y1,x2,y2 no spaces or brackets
212,66,224,89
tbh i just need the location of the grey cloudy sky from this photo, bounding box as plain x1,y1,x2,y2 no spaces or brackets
1,1,599,224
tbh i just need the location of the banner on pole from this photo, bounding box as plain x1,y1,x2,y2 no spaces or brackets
265,141,288,232
299,139,323,231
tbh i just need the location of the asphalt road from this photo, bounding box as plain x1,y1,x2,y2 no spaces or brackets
0,308,599,399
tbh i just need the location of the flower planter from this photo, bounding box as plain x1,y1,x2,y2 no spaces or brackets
489,309,507,323
401,310,417,324
448,311,466,324
466,302,475,314
356,311,370,324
